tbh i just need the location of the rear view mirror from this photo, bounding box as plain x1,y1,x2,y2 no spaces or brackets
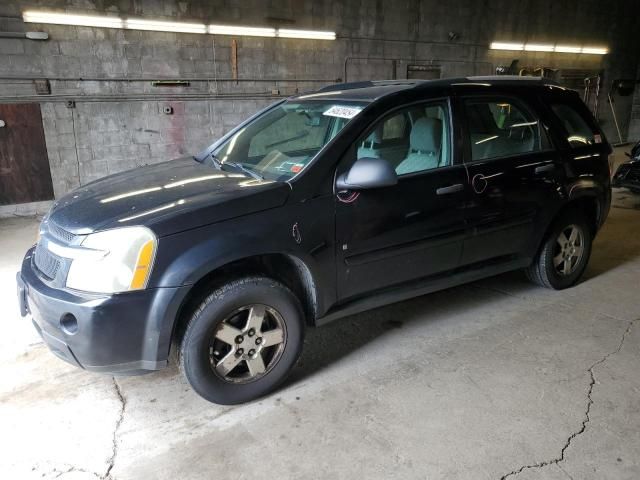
305,116,321,127
336,157,398,191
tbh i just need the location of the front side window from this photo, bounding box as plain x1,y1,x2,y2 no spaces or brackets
550,103,597,147
212,100,366,181
464,98,548,161
356,101,451,175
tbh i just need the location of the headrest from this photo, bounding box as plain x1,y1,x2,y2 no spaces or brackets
363,125,383,145
410,117,442,153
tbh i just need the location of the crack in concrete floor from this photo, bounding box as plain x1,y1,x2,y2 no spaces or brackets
498,317,638,479
54,466,100,479
103,378,126,480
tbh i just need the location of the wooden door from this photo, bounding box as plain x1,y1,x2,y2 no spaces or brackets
0,103,54,205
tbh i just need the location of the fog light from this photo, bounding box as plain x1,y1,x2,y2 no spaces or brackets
60,313,78,335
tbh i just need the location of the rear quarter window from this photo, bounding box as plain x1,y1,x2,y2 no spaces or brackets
550,103,599,148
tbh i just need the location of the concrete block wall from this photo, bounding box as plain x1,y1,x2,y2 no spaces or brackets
39,98,273,197
0,0,639,208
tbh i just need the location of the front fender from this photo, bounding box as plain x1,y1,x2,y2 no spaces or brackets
148,196,336,314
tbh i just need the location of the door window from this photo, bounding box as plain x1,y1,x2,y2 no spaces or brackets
356,101,451,175
464,99,549,161
550,103,598,147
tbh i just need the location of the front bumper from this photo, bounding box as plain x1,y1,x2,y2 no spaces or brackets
17,246,189,374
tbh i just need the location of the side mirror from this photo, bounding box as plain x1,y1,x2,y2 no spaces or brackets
625,152,631,158
336,157,398,191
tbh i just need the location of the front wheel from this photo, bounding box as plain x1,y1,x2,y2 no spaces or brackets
525,212,593,290
179,277,305,405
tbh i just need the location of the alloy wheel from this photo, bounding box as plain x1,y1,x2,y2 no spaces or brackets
209,304,286,384
553,224,585,276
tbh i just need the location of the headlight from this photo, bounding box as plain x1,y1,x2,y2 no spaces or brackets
66,226,156,294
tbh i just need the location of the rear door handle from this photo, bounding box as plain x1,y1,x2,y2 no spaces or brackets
436,183,464,195
535,164,555,174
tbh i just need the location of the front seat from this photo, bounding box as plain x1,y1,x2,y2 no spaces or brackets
396,117,442,175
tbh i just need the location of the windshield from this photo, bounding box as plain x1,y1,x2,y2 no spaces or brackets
211,100,366,181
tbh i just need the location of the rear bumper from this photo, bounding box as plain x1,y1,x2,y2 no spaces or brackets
17,247,189,374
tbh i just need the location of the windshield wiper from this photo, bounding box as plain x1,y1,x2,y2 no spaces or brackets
204,152,263,180
221,161,264,181
203,152,222,169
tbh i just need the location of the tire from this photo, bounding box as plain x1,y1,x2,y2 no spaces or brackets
525,211,593,290
179,276,304,405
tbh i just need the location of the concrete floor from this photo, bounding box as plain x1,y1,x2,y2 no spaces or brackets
1,187,640,478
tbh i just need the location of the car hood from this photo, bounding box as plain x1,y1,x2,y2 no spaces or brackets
48,157,291,236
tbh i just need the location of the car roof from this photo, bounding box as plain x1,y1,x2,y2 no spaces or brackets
293,76,567,102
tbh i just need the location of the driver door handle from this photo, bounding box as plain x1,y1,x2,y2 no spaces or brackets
436,183,464,195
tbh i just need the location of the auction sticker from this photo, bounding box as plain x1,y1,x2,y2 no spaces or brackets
323,105,362,119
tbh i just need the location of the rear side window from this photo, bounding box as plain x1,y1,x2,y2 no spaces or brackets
464,98,549,161
550,103,597,148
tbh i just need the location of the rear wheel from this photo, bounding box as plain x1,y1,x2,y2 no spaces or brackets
179,277,304,404
525,212,592,289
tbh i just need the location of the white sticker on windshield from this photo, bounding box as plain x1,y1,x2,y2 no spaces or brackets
323,105,362,119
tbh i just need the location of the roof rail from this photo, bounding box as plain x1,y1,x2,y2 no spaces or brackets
316,79,424,93
466,75,561,86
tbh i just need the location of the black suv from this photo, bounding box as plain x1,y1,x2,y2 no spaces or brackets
17,77,612,404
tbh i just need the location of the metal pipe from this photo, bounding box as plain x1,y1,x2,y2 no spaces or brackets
0,32,26,39
0,75,339,83
343,56,493,82
337,35,488,49
0,92,286,104
0,31,49,40
608,93,624,144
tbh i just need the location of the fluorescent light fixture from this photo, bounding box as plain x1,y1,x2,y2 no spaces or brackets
22,10,336,40
23,11,123,29
555,45,582,53
277,29,336,40
126,18,206,34
208,24,276,37
524,44,554,52
490,42,524,51
582,47,608,55
491,41,608,55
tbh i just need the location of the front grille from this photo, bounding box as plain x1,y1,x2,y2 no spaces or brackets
34,243,62,280
47,222,77,244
